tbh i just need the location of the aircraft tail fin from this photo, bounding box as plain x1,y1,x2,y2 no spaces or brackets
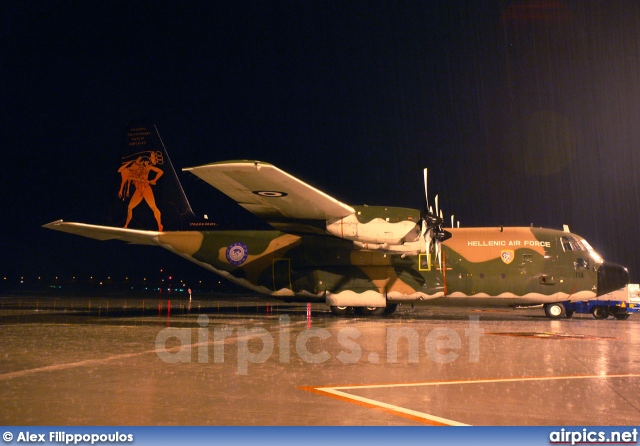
108,121,213,232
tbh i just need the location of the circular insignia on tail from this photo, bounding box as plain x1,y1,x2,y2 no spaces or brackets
226,242,249,266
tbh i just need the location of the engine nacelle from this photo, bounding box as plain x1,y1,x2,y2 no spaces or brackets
326,213,418,245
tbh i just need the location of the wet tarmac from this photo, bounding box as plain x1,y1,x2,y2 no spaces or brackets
1,294,639,426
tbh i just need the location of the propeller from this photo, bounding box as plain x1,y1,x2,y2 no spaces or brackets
420,168,452,268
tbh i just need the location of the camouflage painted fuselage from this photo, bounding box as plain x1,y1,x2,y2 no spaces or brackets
157,224,605,309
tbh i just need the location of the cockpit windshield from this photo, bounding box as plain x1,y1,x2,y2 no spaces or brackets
581,239,604,264
561,235,603,263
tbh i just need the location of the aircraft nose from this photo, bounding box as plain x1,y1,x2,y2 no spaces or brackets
596,262,630,296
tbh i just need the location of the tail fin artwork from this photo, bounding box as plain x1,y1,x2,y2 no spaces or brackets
108,121,210,232
43,121,215,245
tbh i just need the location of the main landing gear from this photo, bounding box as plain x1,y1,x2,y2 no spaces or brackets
544,302,566,319
330,304,398,317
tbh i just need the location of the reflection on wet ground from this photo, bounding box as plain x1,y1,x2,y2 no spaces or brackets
1,294,639,425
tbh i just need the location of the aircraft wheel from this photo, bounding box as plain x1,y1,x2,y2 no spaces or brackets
592,306,610,320
330,306,354,317
544,303,566,319
613,312,630,320
356,306,386,316
383,304,398,315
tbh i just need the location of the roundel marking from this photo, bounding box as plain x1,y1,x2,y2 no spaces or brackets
252,191,288,197
226,242,249,266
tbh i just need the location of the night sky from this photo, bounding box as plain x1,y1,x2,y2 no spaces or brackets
3,1,640,286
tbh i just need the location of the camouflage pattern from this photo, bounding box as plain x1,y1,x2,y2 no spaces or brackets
157,224,608,307
43,121,630,317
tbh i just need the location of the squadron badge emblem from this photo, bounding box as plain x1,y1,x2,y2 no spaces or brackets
500,250,515,265
226,242,249,266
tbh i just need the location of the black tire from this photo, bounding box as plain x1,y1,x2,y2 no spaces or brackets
613,312,630,320
592,306,610,320
383,303,399,315
565,310,574,318
356,306,386,316
330,306,353,317
544,303,566,319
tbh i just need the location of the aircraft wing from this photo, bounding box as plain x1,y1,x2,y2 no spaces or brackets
184,161,355,233
42,220,160,245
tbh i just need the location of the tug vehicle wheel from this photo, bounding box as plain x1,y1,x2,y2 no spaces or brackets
592,306,610,320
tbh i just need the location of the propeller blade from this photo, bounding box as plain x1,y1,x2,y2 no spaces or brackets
423,168,429,209
425,228,432,256
419,167,455,273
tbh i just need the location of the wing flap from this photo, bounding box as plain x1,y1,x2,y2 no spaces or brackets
42,220,160,246
184,161,355,221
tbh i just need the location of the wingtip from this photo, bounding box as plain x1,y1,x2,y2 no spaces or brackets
42,219,64,228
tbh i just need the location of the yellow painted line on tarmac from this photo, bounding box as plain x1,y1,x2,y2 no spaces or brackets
299,385,467,426
301,373,640,426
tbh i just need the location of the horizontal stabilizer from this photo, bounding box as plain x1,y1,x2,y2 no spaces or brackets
42,220,160,246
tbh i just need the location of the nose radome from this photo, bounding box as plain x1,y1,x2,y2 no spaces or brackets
597,262,630,296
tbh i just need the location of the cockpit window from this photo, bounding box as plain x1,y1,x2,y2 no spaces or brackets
580,239,604,264
574,258,590,269
561,235,586,252
562,235,603,264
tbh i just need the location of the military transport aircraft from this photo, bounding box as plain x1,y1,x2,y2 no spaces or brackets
43,121,630,319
